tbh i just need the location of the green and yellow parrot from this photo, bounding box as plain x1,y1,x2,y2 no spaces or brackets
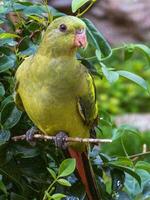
14,16,100,200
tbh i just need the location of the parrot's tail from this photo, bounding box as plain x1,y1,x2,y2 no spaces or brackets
68,148,101,200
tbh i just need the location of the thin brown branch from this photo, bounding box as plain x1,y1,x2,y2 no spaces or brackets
11,134,112,143
129,151,150,159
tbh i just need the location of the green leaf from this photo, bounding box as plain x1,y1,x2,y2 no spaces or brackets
57,178,71,187
117,70,148,90
83,18,112,58
0,54,15,73
1,102,22,129
28,15,45,24
112,125,140,141
51,193,66,200
0,33,20,39
108,159,141,185
135,161,150,173
58,158,76,177
72,0,90,13
101,63,119,83
125,169,150,198
10,192,27,200
47,168,56,179
133,44,150,62
109,157,134,168
18,36,37,56
0,83,5,97
95,49,101,61
0,175,7,195
0,130,10,146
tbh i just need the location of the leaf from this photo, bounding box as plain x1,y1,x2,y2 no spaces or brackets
108,160,141,186
47,168,56,179
117,70,148,90
135,161,150,173
18,36,37,56
101,63,119,83
109,157,134,168
0,54,15,73
95,49,102,61
57,178,71,187
58,159,76,177
28,15,45,24
10,192,27,200
0,83,5,97
1,102,22,129
0,175,7,195
125,169,150,198
82,18,112,58
51,193,66,200
133,44,150,62
0,33,20,39
0,130,10,146
72,0,90,13
112,125,140,141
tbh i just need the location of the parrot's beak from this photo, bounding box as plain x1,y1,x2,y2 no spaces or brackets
74,29,87,48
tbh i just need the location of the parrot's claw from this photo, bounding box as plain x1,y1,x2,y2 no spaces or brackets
26,126,37,146
55,132,68,150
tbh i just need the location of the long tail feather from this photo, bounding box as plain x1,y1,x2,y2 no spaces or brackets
68,148,101,200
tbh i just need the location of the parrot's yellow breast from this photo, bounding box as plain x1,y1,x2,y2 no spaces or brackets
16,55,91,147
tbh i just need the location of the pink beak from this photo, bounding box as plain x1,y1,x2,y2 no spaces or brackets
74,29,87,48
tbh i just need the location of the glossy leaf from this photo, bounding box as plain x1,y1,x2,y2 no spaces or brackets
135,161,150,173
0,83,5,97
1,102,22,129
117,70,148,90
108,162,141,186
47,168,56,179
58,159,76,177
0,175,7,195
72,0,90,13
51,193,66,200
0,54,15,73
0,33,20,39
101,63,119,83
18,36,37,56
57,178,71,187
133,44,150,62
0,130,10,146
83,18,112,58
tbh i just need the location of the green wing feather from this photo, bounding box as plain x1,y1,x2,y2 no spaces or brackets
77,66,98,127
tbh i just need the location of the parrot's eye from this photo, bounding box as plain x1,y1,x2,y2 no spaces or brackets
59,24,67,32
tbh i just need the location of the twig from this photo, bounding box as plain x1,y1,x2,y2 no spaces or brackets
11,134,112,143
129,151,150,159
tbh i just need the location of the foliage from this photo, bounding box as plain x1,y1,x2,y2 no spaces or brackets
0,0,150,199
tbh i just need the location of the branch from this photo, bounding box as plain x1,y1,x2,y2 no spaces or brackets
129,151,150,159
11,134,112,143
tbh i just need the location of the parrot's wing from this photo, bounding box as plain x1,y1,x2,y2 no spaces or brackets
77,67,98,127
14,81,24,111
14,56,33,111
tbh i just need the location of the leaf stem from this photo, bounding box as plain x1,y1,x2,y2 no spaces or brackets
43,179,57,200
121,135,129,158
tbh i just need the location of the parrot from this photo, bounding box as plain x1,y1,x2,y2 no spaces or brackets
14,16,101,200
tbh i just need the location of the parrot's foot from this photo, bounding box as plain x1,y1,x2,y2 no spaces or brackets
55,132,68,150
26,126,37,146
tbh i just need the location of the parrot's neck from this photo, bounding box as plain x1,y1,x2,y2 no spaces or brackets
37,40,76,58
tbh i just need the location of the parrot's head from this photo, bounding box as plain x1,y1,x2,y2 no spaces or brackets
41,16,87,56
